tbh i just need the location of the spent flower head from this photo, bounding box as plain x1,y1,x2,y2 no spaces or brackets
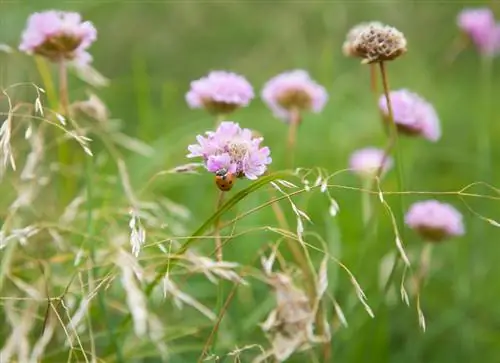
352,22,407,64
349,147,392,178
379,89,441,142
457,8,500,56
405,200,465,242
343,21,384,57
185,71,254,115
19,10,97,65
187,121,271,180
261,70,328,121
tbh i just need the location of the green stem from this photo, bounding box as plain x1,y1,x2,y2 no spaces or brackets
376,61,406,289
286,108,301,168
85,157,124,363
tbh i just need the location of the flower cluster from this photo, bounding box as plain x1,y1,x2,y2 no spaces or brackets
186,71,254,115
405,200,465,242
187,121,271,180
261,70,328,121
457,8,500,56
19,10,97,65
379,89,441,142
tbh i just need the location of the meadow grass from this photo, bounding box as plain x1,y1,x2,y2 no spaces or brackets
1,1,500,362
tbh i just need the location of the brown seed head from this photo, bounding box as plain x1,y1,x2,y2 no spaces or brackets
352,23,407,64
342,21,384,57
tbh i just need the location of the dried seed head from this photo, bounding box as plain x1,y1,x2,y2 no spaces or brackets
352,23,407,63
342,21,384,57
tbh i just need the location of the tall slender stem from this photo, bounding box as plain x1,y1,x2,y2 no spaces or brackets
214,191,225,262
286,108,301,167
58,59,70,118
370,63,378,95
375,61,407,292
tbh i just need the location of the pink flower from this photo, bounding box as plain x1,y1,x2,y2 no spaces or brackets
19,10,97,64
187,121,271,180
405,200,465,242
186,71,254,115
349,147,392,178
379,89,441,142
261,70,328,121
457,8,500,56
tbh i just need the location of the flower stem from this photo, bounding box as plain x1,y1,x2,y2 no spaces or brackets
361,178,372,226
214,191,225,262
370,63,378,95
375,61,406,289
57,59,75,202
286,108,301,167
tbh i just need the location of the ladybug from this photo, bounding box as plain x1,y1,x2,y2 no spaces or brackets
215,168,235,191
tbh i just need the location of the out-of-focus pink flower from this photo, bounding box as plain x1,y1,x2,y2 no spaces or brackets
187,121,271,180
379,89,441,142
19,10,97,64
261,70,328,121
457,8,500,56
405,200,465,242
349,147,392,178
186,71,254,115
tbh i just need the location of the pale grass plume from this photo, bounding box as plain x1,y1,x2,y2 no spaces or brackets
255,252,330,362
184,251,248,285
0,300,37,362
116,249,148,337
0,225,39,249
162,275,217,321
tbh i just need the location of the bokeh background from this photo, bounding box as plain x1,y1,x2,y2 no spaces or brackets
2,1,500,362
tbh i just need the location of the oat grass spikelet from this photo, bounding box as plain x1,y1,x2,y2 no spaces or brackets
353,23,407,64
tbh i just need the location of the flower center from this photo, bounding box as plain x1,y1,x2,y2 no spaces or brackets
228,141,249,162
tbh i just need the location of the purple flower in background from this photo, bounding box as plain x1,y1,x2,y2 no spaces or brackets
261,70,328,121
405,200,465,242
349,147,392,178
379,89,441,142
19,10,97,64
187,121,271,180
186,71,254,115
457,8,500,56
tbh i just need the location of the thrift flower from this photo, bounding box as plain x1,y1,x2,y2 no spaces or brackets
19,10,97,65
405,200,465,242
187,121,271,180
261,70,328,121
352,22,407,64
379,89,441,142
343,21,384,58
349,147,392,178
457,8,500,56
186,71,254,115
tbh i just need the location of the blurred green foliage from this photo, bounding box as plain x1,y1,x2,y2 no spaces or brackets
2,1,500,362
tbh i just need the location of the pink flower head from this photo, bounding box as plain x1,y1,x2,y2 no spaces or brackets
187,121,271,180
379,89,441,142
186,71,254,115
405,200,465,242
457,8,500,56
349,147,392,178
261,70,328,121
19,10,97,64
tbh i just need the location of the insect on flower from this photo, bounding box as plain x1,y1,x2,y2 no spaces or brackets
214,168,235,191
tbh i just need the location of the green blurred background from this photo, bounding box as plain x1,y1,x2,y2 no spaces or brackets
2,1,500,362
